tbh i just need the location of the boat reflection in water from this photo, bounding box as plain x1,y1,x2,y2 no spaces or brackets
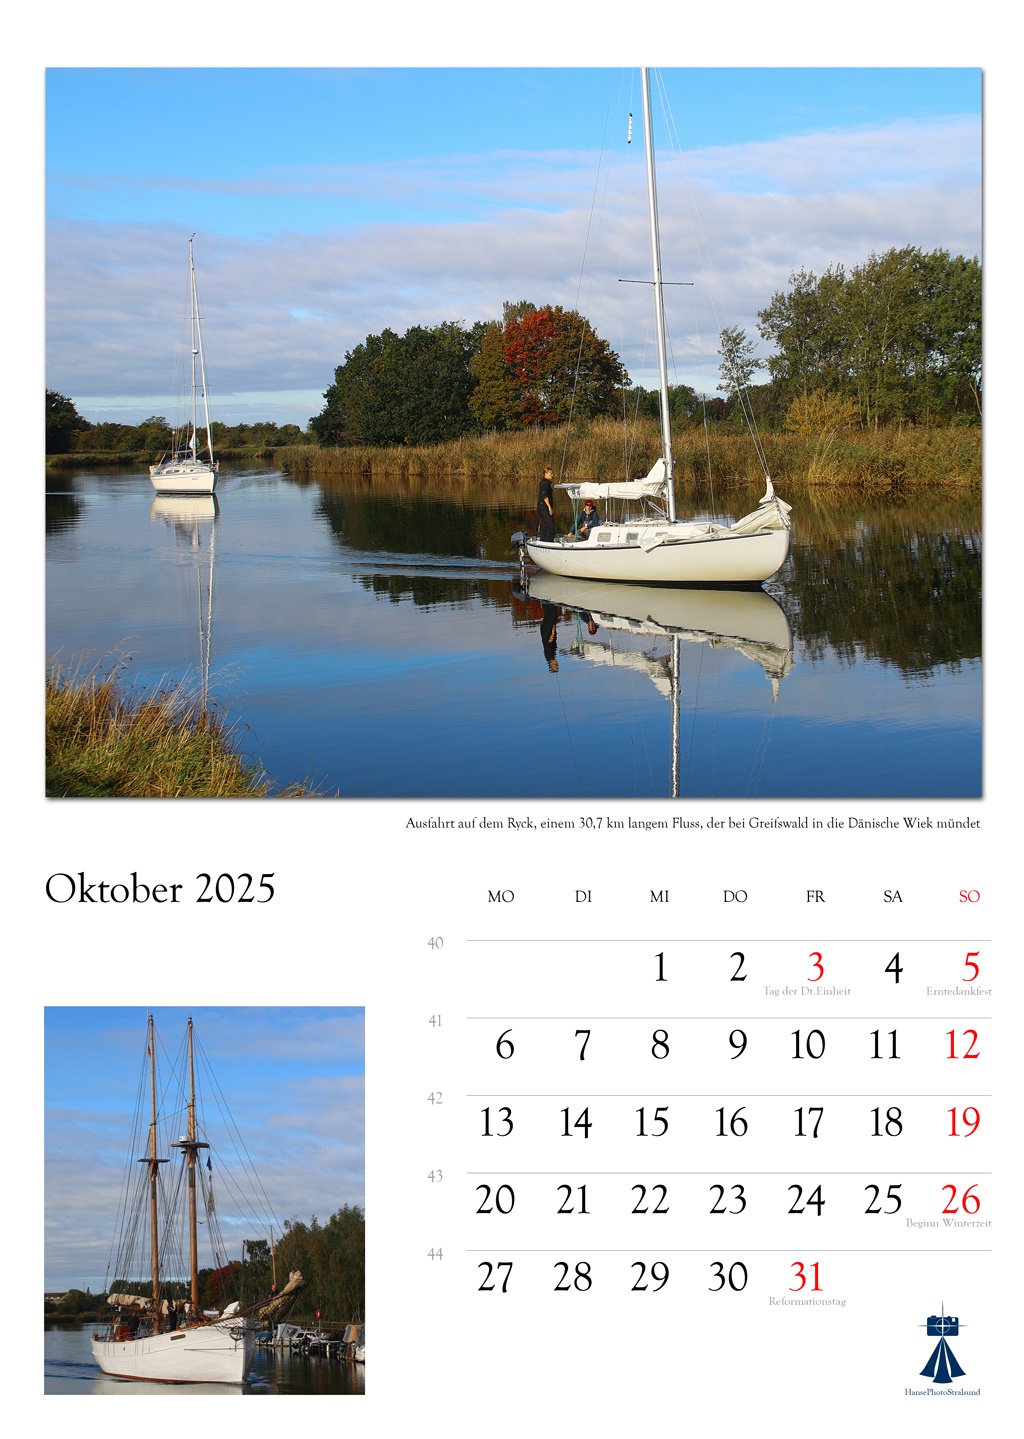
522,575,794,796
150,494,218,704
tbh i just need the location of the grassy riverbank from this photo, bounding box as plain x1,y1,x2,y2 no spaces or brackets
277,419,980,498
45,445,278,471
46,665,302,798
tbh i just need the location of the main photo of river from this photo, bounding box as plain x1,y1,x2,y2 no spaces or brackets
45,463,981,799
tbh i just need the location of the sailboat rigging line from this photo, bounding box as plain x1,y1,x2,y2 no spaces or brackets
652,69,773,485
559,76,624,481
105,1034,151,1288
189,248,216,467
641,67,675,516
745,711,776,797
192,1034,282,1236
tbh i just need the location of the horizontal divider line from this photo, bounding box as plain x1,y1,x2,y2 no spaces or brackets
464,1247,991,1253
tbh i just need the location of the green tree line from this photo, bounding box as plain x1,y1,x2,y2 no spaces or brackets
46,391,304,457
311,247,978,447
48,244,979,462
46,1205,365,1326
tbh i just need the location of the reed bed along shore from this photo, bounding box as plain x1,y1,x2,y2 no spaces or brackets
277,419,980,499
45,664,316,798
45,445,277,471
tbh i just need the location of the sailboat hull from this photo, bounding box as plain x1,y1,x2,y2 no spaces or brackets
149,460,218,495
527,522,790,586
92,1319,254,1384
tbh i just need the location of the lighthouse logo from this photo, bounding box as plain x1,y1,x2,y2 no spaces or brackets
920,1305,966,1383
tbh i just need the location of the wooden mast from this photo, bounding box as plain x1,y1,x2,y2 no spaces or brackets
140,1015,168,1322
187,1019,200,1312
178,1016,210,1317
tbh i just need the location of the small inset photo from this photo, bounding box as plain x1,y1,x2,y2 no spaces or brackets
44,1007,365,1393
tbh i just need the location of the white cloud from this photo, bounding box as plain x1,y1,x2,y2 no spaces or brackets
47,117,981,424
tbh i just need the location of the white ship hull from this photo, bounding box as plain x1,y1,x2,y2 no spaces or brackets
149,459,218,495
527,521,790,586
92,1319,254,1384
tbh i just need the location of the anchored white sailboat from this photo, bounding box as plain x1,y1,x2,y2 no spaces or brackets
150,237,219,495
91,1014,304,1384
526,70,791,586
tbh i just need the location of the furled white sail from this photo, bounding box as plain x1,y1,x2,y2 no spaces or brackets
570,459,669,503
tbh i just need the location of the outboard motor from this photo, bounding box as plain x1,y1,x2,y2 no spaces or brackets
510,530,531,585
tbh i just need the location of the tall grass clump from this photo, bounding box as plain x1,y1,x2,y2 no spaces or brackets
46,663,274,798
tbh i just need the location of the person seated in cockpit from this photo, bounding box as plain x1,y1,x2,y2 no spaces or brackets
575,498,601,540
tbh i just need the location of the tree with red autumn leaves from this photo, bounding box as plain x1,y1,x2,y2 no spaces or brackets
470,304,628,430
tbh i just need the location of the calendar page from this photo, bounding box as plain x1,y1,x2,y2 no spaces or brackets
381,815,1003,1429
24,14,1013,1439
36,807,1007,1434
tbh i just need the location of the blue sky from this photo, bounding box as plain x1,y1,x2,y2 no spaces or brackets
45,66,981,428
44,1007,364,1291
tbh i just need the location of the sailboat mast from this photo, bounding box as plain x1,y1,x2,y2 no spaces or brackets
190,238,215,466
186,1018,200,1312
145,1015,162,1317
641,67,677,522
188,237,199,459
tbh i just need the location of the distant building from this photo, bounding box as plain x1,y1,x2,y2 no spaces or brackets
44,1292,68,1305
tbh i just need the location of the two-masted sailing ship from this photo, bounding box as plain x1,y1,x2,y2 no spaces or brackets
91,1015,304,1384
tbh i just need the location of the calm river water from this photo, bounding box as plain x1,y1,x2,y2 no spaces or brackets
45,464,981,798
44,1322,364,1394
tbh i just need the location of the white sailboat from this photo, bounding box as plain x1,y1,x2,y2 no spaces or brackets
526,69,791,586
150,237,219,495
91,1014,304,1384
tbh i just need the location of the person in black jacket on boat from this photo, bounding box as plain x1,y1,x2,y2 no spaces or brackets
537,466,556,541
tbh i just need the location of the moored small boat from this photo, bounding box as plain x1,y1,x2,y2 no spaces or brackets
150,237,219,495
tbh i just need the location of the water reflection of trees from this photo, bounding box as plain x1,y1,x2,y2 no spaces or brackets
314,486,522,571
314,489,521,609
785,519,980,676
45,491,85,535
315,488,484,557
358,572,505,608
